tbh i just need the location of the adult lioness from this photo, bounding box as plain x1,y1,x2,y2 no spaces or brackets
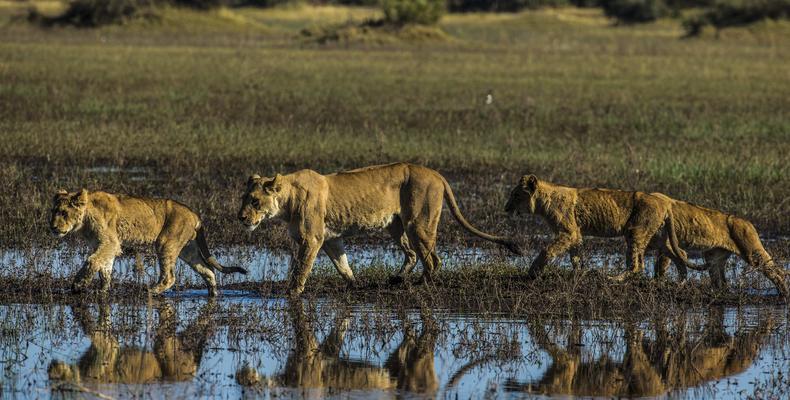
50,189,247,296
237,163,520,295
504,175,689,279
649,193,788,297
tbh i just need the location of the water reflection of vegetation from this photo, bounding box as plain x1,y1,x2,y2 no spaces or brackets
48,300,216,386
507,307,775,397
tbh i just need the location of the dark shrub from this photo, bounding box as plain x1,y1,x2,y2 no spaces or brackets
29,0,157,27
381,0,446,25
447,0,568,12
600,0,669,23
330,0,381,5
683,0,790,36
237,0,293,7
172,0,229,9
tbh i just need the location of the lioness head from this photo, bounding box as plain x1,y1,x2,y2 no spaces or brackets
505,175,539,215
238,174,284,231
50,189,89,237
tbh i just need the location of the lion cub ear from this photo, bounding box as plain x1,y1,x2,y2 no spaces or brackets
247,174,261,189
520,175,538,191
53,189,68,202
265,174,283,194
71,189,88,207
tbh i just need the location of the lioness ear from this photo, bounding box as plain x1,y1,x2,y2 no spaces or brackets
71,189,88,207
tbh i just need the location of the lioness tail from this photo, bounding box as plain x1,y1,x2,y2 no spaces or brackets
196,226,248,275
439,175,522,255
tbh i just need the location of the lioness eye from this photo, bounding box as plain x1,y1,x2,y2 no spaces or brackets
251,199,260,208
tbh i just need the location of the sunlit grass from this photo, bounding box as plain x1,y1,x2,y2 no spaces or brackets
0,5,788,247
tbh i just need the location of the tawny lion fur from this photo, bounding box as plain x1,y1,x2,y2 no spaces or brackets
505,175,689,279
237,162,520,295
50,189,246,296
649,192,788,297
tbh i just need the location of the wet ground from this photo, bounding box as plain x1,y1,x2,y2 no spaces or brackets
1,296,787,399
1,246,788,398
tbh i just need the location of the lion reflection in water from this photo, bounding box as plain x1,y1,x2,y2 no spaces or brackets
506,307,773,397
236,299,441,396
48,301,216,385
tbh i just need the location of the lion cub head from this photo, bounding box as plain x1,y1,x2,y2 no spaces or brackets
50,189,89,237
238,174,284,231
505,175,539,215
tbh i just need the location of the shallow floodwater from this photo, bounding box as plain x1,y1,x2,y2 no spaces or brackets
2,242,787,295
0,296,787,399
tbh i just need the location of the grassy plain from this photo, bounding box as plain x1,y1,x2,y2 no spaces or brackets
1,4,789,251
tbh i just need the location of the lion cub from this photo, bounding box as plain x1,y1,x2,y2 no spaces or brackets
505,175,689,279
650,192,788,297
50,189,247,296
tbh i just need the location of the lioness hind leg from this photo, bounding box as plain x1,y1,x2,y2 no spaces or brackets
624,211,665,276
322,238,356,286
407,229,440,284
179,241,218,297
387,218,418,284
401,184,442,284
655,255,672,279
704,249,730,292
150,243,181,295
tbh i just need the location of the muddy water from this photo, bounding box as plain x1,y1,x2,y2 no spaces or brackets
0,296,787,399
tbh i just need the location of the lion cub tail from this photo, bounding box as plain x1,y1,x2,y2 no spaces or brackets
439,176,523,256
196,226,248,275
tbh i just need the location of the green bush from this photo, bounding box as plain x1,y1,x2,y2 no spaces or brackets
381,0,446,25
600,0,669,23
